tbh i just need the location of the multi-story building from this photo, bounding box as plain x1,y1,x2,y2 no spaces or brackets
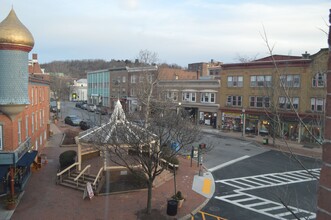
0,9,50,195
188,60,222,78
209,49,328,143
87,66,198,113
158,79,221,127
69,79,87,101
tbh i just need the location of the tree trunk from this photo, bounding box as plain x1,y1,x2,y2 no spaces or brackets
146,180,153,214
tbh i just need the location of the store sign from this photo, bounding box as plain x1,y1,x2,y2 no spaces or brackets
223,113,241,118
15,137,31,162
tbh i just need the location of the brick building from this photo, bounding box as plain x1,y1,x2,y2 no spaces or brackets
0,9,50,196
317,9,331,220
208,49,328,143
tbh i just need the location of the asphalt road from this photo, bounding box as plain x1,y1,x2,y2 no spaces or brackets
198,150,322,220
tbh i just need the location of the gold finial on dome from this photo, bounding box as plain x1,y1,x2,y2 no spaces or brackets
0,8,34,51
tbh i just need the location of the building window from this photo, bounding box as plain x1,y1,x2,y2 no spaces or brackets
280,74,300,88
32,113,34,133
35,140,38,151
122,76,126,83
130,88,136,97
35,87,38,104
35,111,38,130
312,73,326,87
250,75,272,87
139,76,144,83
44,130,47,140
42,109,45,125
31,88,34,105
18,120,22,144
279,97,299,110
227,76,243,87
25,115,29,138
40,110,42,127
226,96,242,107
182,92,196,102
148,75,153,83
166,91,178,101
249,96,270,108
201,93,215,103
0,125,3,150
40,135,43,147
311,98,325,112
131,75,137,83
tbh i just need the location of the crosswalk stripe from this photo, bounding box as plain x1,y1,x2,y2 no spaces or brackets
214,168,320,219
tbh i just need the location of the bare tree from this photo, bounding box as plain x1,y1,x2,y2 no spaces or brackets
82,50,202,215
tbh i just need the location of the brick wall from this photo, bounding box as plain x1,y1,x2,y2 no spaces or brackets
317,8,331,220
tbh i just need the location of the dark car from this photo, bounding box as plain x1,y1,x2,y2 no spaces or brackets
64,115,82,126
96,106,108,115
79,120,95,130
75,102,83,108
259,128,269,136
87,104,97,112
245,126,256,134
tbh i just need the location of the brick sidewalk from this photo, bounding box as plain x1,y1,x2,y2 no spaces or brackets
10,124,206,220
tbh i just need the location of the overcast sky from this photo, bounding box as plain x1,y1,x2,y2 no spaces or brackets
1,0,329,66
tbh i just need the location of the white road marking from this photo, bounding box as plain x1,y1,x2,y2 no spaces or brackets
214,168,320,219
208,155,250,172
215,191,316,220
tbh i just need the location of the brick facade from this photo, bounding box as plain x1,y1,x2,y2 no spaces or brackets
317,9,331,220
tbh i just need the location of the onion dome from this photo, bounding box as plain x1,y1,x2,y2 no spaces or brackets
0,9,34,52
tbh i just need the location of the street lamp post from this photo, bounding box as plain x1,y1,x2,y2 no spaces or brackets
177,102,181,115
242,108,246,137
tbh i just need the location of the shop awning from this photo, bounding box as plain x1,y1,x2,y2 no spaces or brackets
0,165,9,179
16,150,38,167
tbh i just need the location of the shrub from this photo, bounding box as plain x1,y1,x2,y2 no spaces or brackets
59,150,77,170
131,170,148,188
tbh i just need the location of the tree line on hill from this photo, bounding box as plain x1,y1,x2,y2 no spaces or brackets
41,59,183,79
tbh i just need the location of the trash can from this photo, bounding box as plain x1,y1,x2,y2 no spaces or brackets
166,199,178,216
263,138,268,145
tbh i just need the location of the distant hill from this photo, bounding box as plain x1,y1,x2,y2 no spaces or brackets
41,59,184,79
40,59,134,79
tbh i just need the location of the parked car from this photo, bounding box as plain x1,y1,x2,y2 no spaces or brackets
81,103,88,110
259,128,269,136
50,101,59,113
96,106,108,115
64,115,82,126
87,104,97,112
79,120,95,130
76,101,87,108
75,102,83,108
245,127,256,134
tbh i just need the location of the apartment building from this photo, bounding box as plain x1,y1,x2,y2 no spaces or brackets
87,65,198,113
209,49,328,143
0,9,50,195
69,79,88,101
158,79,220,127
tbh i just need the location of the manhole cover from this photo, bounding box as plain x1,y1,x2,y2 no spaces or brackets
209,206,221,212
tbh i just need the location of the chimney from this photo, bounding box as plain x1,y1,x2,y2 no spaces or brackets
32,53,38,60
302,51,310,59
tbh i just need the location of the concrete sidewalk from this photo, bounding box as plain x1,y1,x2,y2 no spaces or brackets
202,127,322,159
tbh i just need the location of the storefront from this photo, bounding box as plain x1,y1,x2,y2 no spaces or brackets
0,148,37,195
200,111,217,128
221,112,241,131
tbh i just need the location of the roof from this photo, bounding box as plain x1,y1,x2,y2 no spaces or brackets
79,100,156,145
0,9,34,51
158,67,198,80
